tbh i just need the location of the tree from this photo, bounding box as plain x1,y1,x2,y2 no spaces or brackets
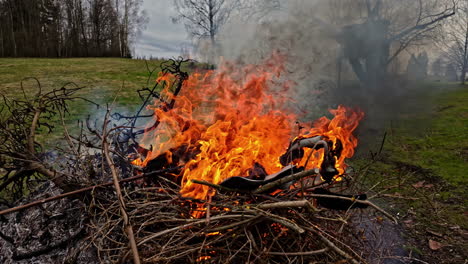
432,57,445,78
439,0,468,84
418,51,429,78
332,0,456,88
445,63,459,81
237,0,282,21
0,0,146,58
406,51,429,79
173,0,239,51
115,0,147,58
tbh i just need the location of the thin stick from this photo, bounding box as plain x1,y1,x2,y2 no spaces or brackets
268,248,328,256
304,226,363,264
205,216,261,232
251,208,305,234
257,200,319,212
0,168,179,216
136,214,256,246
377,131,387,156
102,116,141,264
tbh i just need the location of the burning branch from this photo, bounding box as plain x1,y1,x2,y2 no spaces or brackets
131,58,190,138
253,169,317,194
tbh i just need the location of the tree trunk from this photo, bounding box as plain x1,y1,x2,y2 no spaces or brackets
208,0,216,64
461,16,468,85
7,1,17,57
78,0,88,56
0,27,4,57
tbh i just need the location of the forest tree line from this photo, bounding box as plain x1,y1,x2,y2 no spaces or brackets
0,0,146,58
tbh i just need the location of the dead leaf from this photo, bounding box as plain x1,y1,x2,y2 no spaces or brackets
424,184,434,188
427,229,443,237
412,181,425,188
403,219,414,227
429,239,443,250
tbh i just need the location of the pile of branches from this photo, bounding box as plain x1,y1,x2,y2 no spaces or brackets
0,78,98,204
0,59,397,264
88,169,396,264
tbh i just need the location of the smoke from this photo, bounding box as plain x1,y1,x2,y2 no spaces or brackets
216,0,343,117
190,0,450,153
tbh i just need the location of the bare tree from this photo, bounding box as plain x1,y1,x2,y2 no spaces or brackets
439,0,468,84
332,0,456,88
173,0,239,49
238,0,282,21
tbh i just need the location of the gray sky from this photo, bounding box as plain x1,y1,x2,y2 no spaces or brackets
134,0,189,58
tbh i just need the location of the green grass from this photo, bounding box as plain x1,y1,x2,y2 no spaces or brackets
388,86,468,185
0,57,163,107
0,58,176,145
352,84,467,262
358,84,468,222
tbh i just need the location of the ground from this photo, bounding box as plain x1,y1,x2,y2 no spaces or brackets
0,58,466,263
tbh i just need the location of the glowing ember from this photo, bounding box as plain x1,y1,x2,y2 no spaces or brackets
130,158,144,167
196,256,211,262
205,231,221,236
137,54,363,201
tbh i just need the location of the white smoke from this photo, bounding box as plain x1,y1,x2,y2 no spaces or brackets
214,0,344,118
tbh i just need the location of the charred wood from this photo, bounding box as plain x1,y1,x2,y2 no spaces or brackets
312,188,368,210
219,165,303,191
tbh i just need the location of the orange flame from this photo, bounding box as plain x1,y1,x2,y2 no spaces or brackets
137,54,363,201
299,105,364,178
130,158,144,167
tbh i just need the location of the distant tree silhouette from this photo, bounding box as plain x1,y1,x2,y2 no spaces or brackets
432,57,445,78
333,0,455,88
0,0,147,58
445,63,459,82
406,51,428,80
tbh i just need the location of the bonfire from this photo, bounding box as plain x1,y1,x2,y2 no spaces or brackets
0,56,396,264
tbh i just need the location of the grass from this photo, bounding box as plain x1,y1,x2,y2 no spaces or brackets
352,83,467,263
0,58,185,145
0,57,162,107
389,86,468,185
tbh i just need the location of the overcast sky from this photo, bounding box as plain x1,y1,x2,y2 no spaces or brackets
134,0,189,59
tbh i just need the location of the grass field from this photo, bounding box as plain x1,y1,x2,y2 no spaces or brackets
0,58,180,145
0,57,163,110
